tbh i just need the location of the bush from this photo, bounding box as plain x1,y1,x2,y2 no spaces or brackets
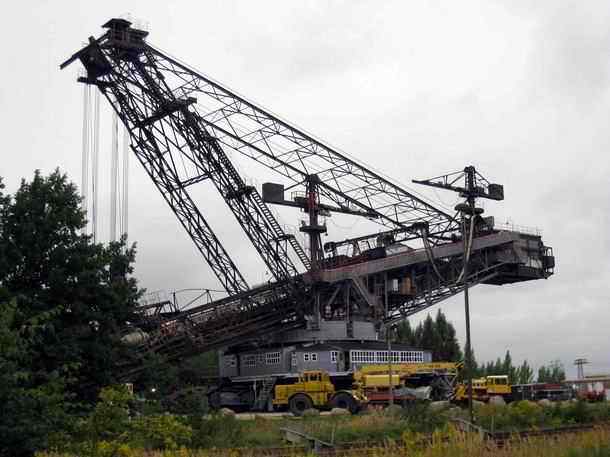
162,387,208,416
191,414,243,448
129,415,192,450
474,399,610,433
475,401,545,431
400,401,449,433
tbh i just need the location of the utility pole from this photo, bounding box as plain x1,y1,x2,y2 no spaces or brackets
413,165,504,424
385,272,394,406
462,167,476,424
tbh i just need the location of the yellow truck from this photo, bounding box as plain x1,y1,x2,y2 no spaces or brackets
354,362,462,404
454,375,511,402
273,370,367,415
355,361,462,378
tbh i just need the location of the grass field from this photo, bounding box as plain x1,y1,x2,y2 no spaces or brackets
37,426,610,456
34,398,610,457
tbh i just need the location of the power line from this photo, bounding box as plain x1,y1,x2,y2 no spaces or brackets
110,111,119,241
81,84,90,234
91,90,100,243
122,125,129,240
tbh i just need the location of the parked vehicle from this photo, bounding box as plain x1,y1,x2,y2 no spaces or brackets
273,370,367,415
454,375,512,402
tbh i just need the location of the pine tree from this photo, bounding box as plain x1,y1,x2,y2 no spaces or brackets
434,309,462,362
493,357,503,375
503,350,517,383
538,365,550,383
463,345,479,378
392,320,416,346
538,360,565,383
419,314,438,358
516,360,534,384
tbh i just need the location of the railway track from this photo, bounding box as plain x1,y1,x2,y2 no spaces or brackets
491,422,599,448
196,422,609,457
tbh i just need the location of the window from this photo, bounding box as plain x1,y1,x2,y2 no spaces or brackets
266,351,281,365
330,351,338,363
244,354,256,368
256,353,264,365
291,352,298,367
224,356,236,368
350,350,423,364
303,352,318,362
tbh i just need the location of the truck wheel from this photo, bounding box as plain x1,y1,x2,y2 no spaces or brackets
208,391,222,411
331,392,358,414
289,393,313,416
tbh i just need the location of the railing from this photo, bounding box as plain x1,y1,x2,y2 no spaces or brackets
494,221,541,236
137,289,170,308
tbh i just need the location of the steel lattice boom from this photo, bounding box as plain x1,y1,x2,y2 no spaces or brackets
61,19,554,370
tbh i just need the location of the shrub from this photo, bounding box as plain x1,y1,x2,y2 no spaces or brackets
162,387,208,416
401,401,449,433
77,386,132,445
130,415,192,450
191,414,243,448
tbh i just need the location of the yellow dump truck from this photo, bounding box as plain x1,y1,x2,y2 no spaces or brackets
454,375,511,402
273,370,367,415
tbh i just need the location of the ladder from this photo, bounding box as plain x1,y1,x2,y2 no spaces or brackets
251,190,311,270
253,377,277,411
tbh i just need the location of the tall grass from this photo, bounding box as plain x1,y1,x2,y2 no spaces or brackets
37,426,610,457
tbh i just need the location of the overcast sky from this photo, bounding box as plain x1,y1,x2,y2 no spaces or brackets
2,0,609,378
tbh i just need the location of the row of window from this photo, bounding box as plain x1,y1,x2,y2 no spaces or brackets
350,350,424,364
243,350,337,369
228,349,424,369
232,351,282,368
303,352,318,362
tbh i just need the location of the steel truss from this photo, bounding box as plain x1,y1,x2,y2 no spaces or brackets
145,45,458,239
61,20,553,372
64,32,310,289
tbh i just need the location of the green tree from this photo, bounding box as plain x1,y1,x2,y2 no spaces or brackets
502,350,517,383
0,300,73,457
392,320,416,347
179,351,219,385
515,359,534,384
482,361,494,377
538,359,566,383
418,314,438,358
0,170,145,456
433,309,462,362
0,170,139,400
0,170,141,403
463,345,479,379
0,178,9,287
537,365,549,383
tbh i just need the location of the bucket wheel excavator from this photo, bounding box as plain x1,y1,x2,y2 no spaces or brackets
61,19,554,387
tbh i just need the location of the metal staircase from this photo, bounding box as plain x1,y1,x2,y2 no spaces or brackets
253,377,277,411
251,189,311,270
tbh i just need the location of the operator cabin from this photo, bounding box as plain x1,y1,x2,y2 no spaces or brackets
220,341,432,378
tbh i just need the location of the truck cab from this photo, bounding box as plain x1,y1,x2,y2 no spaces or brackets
273,370,366,415
486,375,511,396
